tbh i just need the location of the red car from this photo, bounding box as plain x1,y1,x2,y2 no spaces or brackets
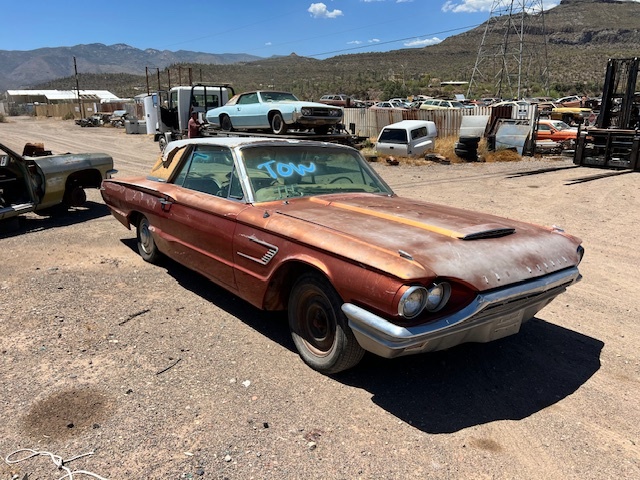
101,138,584,374
535,119,578,142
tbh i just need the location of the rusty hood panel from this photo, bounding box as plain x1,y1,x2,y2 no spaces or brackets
267,194,581,290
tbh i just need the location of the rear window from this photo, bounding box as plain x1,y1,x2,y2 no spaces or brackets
378,128,408,144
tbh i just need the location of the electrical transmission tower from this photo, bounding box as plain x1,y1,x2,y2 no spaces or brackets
467,0,550,100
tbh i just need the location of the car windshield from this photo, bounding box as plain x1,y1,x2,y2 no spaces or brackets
551,121,572,130
239,145,393,202
260,91,299,102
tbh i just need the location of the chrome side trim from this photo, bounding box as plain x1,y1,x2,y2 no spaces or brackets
237,234,279,266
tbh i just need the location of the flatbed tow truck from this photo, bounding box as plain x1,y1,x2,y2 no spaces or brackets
154,83,368,151
199,124,368,148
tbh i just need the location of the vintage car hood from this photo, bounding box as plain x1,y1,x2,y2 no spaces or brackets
268,194,581,290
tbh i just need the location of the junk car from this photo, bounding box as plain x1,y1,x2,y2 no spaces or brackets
1,142,115,222
100,137,584,374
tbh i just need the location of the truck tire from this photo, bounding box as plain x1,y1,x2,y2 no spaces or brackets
458,136,481,147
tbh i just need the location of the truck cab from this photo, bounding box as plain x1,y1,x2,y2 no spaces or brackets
375,120,437,157
155,84,234,150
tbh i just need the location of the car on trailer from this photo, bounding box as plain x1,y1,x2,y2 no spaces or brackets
205,90,343,135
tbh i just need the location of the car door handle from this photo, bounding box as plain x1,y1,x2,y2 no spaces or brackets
159,197,174,212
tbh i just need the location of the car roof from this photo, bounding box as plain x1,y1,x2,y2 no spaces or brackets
382,120,434,129
163,137,354,161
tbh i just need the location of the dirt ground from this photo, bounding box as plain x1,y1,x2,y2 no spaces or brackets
0,116,638,480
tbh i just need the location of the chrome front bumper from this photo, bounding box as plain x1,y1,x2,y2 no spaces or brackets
342,267,581,359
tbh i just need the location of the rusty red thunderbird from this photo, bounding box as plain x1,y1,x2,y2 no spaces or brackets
101,138,584,374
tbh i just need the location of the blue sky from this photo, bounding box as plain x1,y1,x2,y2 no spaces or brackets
0,0,604,59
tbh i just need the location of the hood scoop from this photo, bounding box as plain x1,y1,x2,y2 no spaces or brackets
457,223,516,240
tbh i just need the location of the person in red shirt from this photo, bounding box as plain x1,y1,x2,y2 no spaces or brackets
188,111,202,138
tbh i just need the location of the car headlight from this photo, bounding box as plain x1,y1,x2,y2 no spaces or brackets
398,286,428,319
425,282,451,312
330,109,342,117
399,282,452,318
301,107,312,116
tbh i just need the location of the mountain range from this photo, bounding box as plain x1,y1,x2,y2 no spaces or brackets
1,0,639,99
0,43,261,93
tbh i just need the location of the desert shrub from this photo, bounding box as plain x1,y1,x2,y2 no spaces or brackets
62,112,75,121
0,113,6,123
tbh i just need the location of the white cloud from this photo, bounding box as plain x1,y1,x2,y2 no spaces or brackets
265,42,272,46
404,37,443,47
348,40,363,45
369,38,380,43
441,1,561,13
308,3,344,18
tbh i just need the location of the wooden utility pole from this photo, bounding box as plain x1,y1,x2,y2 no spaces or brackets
73,56,84,118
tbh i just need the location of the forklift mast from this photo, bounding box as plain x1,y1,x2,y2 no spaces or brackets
597,57,640,129
574,57,640,171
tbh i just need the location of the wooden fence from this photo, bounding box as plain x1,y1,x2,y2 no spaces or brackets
30,101,537,140
343,105,537,139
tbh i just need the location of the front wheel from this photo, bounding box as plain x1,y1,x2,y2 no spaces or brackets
136,215,161,264
270,112,288,135
288,272,364,374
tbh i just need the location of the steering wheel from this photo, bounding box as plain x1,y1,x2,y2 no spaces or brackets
329,176,354,184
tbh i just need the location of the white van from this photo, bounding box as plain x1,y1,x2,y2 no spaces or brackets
375,120,437,157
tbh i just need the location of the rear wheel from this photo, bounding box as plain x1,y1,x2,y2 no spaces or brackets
136,215,161,264
270,112,288,135
288,272,364,374
220,115,234,131
63,185,86,207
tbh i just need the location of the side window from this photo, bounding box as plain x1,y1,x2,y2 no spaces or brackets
411,127,427,140
169,91,178,110
205,94,220,109
174,145,236,198
238,93,258,105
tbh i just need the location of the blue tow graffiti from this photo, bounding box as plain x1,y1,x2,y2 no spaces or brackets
257,160,316,179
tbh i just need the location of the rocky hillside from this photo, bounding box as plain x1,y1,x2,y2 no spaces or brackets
2,0,639,99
